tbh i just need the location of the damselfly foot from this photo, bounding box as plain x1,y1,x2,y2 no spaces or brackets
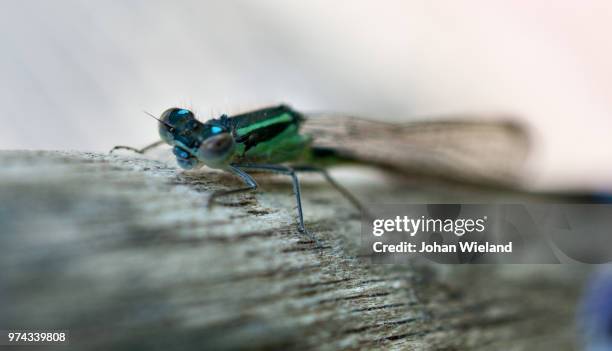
297,225,322,248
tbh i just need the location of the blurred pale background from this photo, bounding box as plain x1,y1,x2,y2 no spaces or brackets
1,0,611,191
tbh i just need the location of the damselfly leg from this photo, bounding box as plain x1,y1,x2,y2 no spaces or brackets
207,165,258,206
209,163,320,246
291,165,370,219
109,140,165,154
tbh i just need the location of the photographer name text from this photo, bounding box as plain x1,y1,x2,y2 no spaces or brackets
371,215,512,254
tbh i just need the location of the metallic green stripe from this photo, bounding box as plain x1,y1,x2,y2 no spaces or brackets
236,113,293,136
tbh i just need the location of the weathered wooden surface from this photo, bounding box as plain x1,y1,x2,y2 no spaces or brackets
0,150,589,350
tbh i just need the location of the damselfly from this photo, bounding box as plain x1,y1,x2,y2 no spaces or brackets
110,105,529,243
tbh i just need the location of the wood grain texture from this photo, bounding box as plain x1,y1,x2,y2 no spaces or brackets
0,150,588,350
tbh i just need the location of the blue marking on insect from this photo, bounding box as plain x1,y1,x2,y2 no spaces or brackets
177,109,190,116
177,157,196,170
211,126,223,134
172,146,189,159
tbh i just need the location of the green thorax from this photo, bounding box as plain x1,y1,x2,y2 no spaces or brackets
220,105,312,164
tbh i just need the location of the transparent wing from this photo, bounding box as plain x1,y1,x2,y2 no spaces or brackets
302,114,531,187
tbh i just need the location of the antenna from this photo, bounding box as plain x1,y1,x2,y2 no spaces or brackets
143,111,174,130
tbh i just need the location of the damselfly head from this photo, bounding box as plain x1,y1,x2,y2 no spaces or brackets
155,108,196,144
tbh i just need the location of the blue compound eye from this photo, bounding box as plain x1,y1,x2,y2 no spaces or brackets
211,126,223,134
166,108,194,124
